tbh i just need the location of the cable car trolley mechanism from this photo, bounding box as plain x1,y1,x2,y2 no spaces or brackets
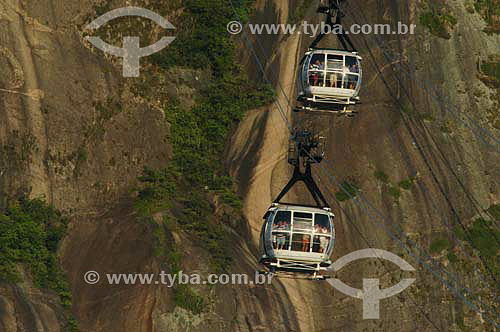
296,0,363,115
259,129,335,280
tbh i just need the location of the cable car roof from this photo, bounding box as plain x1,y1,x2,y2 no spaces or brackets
269,203,334,215
306,48,362,58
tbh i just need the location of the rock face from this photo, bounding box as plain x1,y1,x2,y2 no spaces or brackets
0,0,498,331
0,0,171,330
230,0,499,331
0,269,63,332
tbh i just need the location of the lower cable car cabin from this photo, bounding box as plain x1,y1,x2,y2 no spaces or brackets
259,204,335,276
298,49,362,110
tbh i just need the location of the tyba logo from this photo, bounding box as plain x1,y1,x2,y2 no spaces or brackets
327,248,416,319
85,7,175,77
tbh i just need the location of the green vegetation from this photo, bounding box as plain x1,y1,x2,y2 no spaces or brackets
71,146,88,178
453,208,500,279
288,0,311,24
419,11,457,39
94,1,112,17
447,252,458,263
83,98,123,141
151,1,255,75
400,102,414,115
168,248,205,314
135,169,234,273
430,238,449,254
94,98,123,122
487,203,500,220
373,170,415,200
151,221,168,258
176,191,233,273
0,199,66,285
453,225,466,240
374,170,389,183
335,181,359,202
417,112,435,122
134,167,178,217
0,199,78,331
398,177,416,190
59,97,124,178
220,185,243,210
479,54,500,88
0,132,37,171
474,0,500,34
478,55,500,129
465,2,476,13
466,218,500,278
134,0,272,276
440,121,453,134
456,309,466,329
165,83,271,187
151,0,273,184
388,186,401,200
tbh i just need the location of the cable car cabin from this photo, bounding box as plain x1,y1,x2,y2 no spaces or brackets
298,49,362,112
259,204,335,277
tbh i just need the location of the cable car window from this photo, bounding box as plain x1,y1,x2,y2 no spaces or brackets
291,233,311,252
309,54,325,87
314,213,331,233
325,72,339,88
343,74,358,90
272,211,291,230
336,74,343,88
309,71,323,87
273,232,290,250
292,212,313,232
312,235,320,252
310,54,325,70
312,235,330,253
327,55,343,71
272,211,291,250
346,56,359,73
294,212,312,218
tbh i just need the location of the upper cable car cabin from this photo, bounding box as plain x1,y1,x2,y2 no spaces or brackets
259,204,335,278
298,49,362,111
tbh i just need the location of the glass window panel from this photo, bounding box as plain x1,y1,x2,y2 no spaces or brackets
291,233,311,252
272,231,290,250
325,72,340,88
327,54,343,70
311,235,328,253
309,55,325,87
273,211,291,230
345,56,356,66
294,220,313,231
344,74,358,89
337,74,344,88
309,71,325,87
319,235,330,253
346,56,360,73
312,235,321,252
314,213,331,233
310,54,325,70
293,212,313,232
294,212,312,219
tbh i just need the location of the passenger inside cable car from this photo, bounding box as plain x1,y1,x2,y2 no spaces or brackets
270,210,333,253
272,211,291,250
344,74,358,90
307,53,360,90
346,56,359,73
313,213,331,253
309,54,325,86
